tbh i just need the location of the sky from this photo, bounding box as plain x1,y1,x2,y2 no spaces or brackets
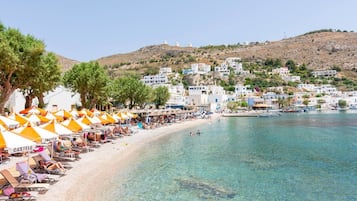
0,0,356,62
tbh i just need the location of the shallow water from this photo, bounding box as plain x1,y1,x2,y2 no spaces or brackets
97,113,357,201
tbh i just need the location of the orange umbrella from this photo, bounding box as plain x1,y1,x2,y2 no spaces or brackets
101,113,117,124
41,119,73,136
61,118,91,132
26,114,50,124
8,113,29,126
79,115,100,125
12,122,58,143
79,109,93,117
54,110,72,120
0,130,36,154
19,106,48,116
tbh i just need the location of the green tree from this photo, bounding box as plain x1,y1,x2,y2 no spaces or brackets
285,59,297,72
153,86,170,109
338,99,347,108
63,61,109,109
226,101,238,111
0,23,45,114
21,52,61,108
112,76,151,109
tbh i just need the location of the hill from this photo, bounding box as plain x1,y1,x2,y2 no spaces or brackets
96,31,357,80
60,31,357,81
55,54,80,72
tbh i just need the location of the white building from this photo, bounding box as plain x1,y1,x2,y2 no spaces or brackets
214,64,230,76
5,85,81,113
272,67,289,76
159,67,172,75
165,84,186,106
297,84,316,91
312,70,337,77
142,74,168,85
283,75,300,82
234,85,253,97
314,84,339,96
187,85,227,108
215,57,248,76
191,63,211,74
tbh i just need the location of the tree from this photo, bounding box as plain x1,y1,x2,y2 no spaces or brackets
226,101,238,111
338,99,347,108
112,76,151,109
63,61,109,109
285,59,297,72
0,23,45,114
153,86,170,109
21,52,61,108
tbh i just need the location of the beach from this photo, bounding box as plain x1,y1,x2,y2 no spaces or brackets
32,116,213,201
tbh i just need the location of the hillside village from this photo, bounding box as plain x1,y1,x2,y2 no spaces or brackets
5,31,357,113
141,57,357,112
6,56,357,114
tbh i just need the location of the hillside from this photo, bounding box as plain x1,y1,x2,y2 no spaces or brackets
55,54,80,72
93,31,357,80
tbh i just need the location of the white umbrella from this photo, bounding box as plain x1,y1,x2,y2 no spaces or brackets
0,115,20,129
40,119,74,136
0,130,36,154
12,123,58,144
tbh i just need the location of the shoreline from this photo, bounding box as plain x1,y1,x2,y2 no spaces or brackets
36,116,215,201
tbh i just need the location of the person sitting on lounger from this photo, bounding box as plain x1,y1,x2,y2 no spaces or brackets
39,160,66,172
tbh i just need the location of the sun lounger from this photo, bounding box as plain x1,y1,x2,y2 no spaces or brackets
16,161,59,184
46,145,77,162
0,169,49,194
37,151,73,169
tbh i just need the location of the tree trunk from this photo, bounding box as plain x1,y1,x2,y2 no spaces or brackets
37,93,45,108
80,93,86,109
25,95,34,109
0,82,15,115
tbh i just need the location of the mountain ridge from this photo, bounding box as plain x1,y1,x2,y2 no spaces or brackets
57,31,357,80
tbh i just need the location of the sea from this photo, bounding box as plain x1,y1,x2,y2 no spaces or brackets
96,112,357,201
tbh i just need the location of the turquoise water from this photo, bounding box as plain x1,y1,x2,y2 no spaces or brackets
98,113,357,201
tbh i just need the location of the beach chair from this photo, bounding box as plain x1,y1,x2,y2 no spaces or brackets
46,144,77,162
31,155,68,176
37,151,73,169
0,169,49,194
16,161,58,184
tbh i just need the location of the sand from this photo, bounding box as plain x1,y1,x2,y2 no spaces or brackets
33,116,214,201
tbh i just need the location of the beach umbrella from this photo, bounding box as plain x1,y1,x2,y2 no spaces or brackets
12,122,58,144
79,109,93,117
101,113,118,124
90,108,102,116
111,113,123,122
0,115,20,129
19,106,48,116
119,112,129,120
54,110,72,120
62,118,91,132
0,124,6,131
93,116,110,125
79,115,101,125
45,112,64,122
40,119,74,136
0,130,36,154
26,114,50,125
69,109,80,119
8,113,29,126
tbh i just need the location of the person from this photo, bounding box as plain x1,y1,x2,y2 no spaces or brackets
189,131,193,136
39,160,66,172
196,130,201,135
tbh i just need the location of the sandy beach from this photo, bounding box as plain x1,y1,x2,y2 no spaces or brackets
28,116,214,201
